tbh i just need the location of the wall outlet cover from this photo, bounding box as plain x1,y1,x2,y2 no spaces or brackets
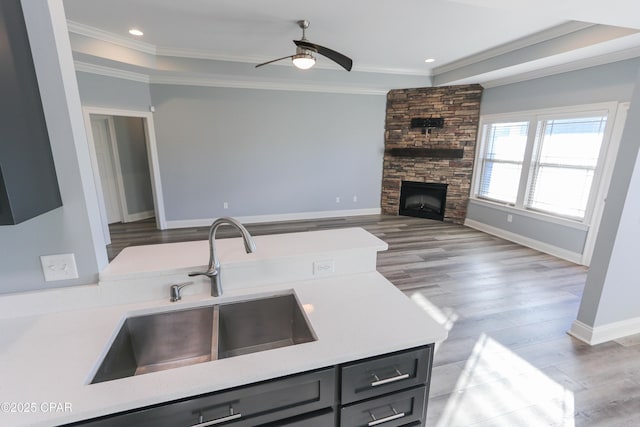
40,253,79,281
313,259,335,275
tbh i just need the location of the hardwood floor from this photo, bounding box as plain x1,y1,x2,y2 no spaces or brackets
107,215,640,426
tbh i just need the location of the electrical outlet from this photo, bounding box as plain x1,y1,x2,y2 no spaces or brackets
223,202,229,209
313,259,335,275
335,197,341,203
353,195,358,203
507,214,513,223
40,253,79,281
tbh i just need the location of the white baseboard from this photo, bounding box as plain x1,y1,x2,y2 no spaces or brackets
124,210,155,223
165,208,382,229
569,318,640,345
464,218,584,265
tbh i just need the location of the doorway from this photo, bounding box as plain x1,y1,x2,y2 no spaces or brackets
83,107,166,245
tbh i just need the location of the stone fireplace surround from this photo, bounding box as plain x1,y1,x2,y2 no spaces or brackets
381,85,483,224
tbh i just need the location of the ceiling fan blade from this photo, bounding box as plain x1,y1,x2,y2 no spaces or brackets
255,55,295,68
294,40,352,71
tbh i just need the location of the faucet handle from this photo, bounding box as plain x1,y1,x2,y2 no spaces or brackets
188,270,216,277
170,281,193,302
188,269,222,298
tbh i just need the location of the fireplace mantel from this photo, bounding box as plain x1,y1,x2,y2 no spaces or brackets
386,148,464,158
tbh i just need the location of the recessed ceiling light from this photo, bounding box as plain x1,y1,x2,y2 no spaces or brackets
128,28,144,36
424,58,435,63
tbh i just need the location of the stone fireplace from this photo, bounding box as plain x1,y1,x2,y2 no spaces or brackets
381,85,483,224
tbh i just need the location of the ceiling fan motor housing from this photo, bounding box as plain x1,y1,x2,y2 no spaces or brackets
255,19,352,71
296,46,315,55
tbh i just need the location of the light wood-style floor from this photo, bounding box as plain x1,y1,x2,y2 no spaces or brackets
108,215,640,427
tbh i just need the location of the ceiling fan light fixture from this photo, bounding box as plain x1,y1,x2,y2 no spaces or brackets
255,20,352,71
292,53,316,70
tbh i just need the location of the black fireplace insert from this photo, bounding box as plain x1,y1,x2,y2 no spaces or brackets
399,181,448,221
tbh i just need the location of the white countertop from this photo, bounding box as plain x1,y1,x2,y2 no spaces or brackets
100,227,388,281
0,227,447,426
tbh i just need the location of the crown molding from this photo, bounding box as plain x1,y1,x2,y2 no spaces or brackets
156,46,276,64
66,20,157,55
73,60,387,95
150,75,387,95
481,45,640,88
74,43,640,94
74,61,151,83
355,64,431,76
433,21,593,75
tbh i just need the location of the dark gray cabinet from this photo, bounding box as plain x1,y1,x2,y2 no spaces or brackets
0,0,62,225
71,368,336,427
69,345,434,427
340,386,427,427
341,346,432,405
263,409,335,426
339,346,433,427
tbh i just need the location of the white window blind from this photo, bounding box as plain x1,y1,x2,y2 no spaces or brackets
477,121,529,204
473,107,612,223
525,116,607,219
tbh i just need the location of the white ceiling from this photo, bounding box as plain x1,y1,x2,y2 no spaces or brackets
62,0,640,87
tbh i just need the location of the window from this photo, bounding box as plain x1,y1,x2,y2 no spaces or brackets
477,121,529,204
526,116,607,219
473,106,612,222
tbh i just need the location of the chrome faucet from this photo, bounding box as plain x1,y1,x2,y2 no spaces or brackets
188,217,256,297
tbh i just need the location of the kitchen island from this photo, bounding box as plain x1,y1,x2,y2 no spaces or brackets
0,227,447,426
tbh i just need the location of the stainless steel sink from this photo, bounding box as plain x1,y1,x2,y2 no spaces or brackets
91,293,315,384
217,294,316,359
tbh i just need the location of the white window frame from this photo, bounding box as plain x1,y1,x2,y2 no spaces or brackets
470,102,619,227
475,121,530,206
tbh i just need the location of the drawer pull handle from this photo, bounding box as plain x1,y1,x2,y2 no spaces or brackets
191,407,242,427
370,369,410,387
368,407,406,426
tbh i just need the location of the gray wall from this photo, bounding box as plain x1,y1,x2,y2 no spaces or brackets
113,116,154,215
577,66,640,327
480,58,640,114
466,58,640,260
466,202,587,253
0,0,106,294
150,84,386,221
76,71,152,111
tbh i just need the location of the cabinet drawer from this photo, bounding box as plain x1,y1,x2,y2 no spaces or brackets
260,409,335,426
71,368,335,427
340,386,426,427
340,346,432,404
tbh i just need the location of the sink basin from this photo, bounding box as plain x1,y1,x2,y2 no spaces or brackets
91,293,315,384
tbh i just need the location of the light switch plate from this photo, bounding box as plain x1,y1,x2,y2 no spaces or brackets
40,253,79,281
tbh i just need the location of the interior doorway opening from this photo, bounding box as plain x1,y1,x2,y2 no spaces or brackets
83,107,166,245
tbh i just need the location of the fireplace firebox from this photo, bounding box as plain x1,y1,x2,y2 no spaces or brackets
399,181,448,221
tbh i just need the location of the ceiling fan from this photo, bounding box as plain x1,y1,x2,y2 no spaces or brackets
255,20,353,71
